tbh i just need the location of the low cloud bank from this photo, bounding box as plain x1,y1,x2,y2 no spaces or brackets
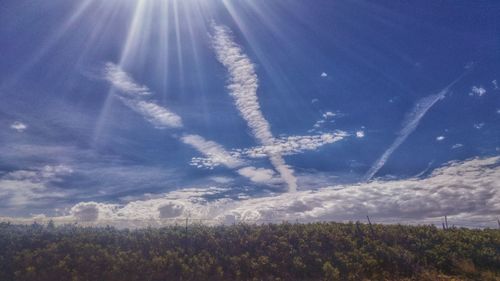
3,157,498,228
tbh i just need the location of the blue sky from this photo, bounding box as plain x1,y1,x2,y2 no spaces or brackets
0,0,499,227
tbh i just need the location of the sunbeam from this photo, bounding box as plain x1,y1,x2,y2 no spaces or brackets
0,0,94,93
2,0,499,232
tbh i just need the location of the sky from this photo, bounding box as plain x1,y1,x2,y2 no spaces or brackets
0,0,499,227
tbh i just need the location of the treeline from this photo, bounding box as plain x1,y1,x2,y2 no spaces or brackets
0,221,498,281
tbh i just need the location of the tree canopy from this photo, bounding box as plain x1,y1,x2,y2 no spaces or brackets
0,221,498,281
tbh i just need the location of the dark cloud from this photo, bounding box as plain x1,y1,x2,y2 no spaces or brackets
158,203,184,218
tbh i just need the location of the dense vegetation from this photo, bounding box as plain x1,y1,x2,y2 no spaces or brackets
0,222,498,281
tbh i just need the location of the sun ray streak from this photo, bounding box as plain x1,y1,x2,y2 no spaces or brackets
158,0,171,103
172,0,186,91
181,1,211,120
0,0,94,92
92,0,154,144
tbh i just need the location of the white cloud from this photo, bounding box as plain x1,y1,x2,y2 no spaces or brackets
309,111,341,132
464,61,475,70
364,73,465,181
240,132,347,158
181,134,244,169
469,86,486,97
311,119,325,130
211,24,297,192
104,62,183,129
237,167,282,185
10,121,27,132
210,176,234,184
62,187,229,225
451,143,463,149
181,134,283,185
186,131,346,187
0,165,72,207
320,72,328,77
189,132,347,169
4,165,72,183
71,202,108,222
181,135,285,185
473,123,485,130
104,62,151,96
356,131,365,138
311,98,319,104
27,156,498,228
436,136,445,141
322,111,336,119
120,98,182,129
493,80,498,90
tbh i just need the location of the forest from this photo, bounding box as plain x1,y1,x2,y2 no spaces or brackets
0,221,498,281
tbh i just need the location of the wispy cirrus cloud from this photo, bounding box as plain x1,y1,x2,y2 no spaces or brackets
0,141,186,214
104,62,182,128
211,24,297,192
0,165,72,208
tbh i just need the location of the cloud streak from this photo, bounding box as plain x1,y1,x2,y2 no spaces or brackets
211,24,297,192
187,132,347,173
119,98,183,129
364,73,467,181
0,165,72,207
104,63,151,96
240,132,347,158
181,134,244,169
181,134,283,186
104,62,182,128
237,166,282,185
104,63,287,186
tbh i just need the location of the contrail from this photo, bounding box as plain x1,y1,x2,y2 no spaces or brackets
181,134,244,169
364,72,468,181
103,63,280,186
103,62,183,129
211,23,298,192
